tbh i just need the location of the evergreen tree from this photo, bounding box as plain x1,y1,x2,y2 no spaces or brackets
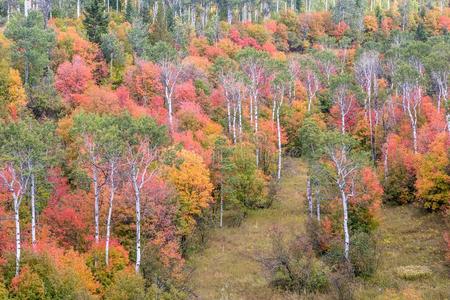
125,0,135,22
149,0,172,44
83,0,109,44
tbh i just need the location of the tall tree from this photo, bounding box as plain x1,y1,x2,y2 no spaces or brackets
4,11,55,87
322,131,362,260
147,42,182,133
356,50,380,161
237,48,270,165
120,115,167,273
0,120,40,275
83,0,109,44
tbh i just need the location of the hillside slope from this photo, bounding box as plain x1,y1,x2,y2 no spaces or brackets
188,158,307,300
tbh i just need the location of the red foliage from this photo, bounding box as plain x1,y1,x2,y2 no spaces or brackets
329,98,360,133
418,96,447,153
41,169,92,251
174,80,198,104
439,15,450,31
333,21,350,38
124,60,162,106
55,55,93,107
141,177,184,275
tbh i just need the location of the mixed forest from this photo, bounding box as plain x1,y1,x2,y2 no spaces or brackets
0,0,449,298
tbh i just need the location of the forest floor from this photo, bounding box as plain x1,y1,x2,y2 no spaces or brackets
188,157,307,300
188,158,449,300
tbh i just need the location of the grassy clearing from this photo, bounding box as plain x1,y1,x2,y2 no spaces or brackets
188,158,307,300
355,205,449,300
188,158,449,300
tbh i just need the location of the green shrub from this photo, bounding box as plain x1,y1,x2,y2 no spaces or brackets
383,164,416,205
349,232,379,277
104,269,146,300
266,231,330,294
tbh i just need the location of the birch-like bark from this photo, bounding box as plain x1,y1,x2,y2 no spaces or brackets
30,172,36,249
130,164,142,273
276,97,283,180
316,190,320,221
307,177,313,217
340,188,350,260
219,183,223,228
92,165,100,244
0,166,29,276
160,61,182,133
105,160,116,266
14,197,21,275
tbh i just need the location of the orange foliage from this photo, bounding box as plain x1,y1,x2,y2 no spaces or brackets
364,15,379,32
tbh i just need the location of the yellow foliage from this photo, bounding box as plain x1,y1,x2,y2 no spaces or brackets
7,68,26,106
167,150,214,235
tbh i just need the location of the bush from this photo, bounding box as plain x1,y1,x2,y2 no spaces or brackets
264,229,330,294
86,244,129,287
349,232,379,277
10,266,46,300
383,164,416,205
0,281,7,300
104,269,146,300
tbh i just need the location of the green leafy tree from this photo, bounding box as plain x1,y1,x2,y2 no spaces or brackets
4,11,55,86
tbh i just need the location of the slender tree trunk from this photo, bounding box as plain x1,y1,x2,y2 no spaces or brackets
238,93,242,141
14,196,21,276
340,188,350,261
105,161,115,266
131,166,141,273
232,103,237,144
219,182,223,228
77,0,80,18
226,93,231,134
227,5,232,23
93,165,100,244
316,192,320,221
341,109,346,134
30,172,36,250
276,103,282,180
165,86,174,132
307,177,313,217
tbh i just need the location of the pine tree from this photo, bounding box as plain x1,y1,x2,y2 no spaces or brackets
83,0,109,44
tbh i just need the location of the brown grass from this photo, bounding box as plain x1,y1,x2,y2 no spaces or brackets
188,159,450,300
188,158,307,300
354,205,450,299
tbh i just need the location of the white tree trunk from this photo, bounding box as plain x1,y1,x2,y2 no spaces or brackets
77,0,81,18
276,103,282,180
307,177,313,217
340,188,350,260
131,166,141,273
30,172,36,249
93,165,100,244
316,192,321,221
219,183,223,228
14,196,21,276
105,161,115,266
24,0,31,16
165,86,174,132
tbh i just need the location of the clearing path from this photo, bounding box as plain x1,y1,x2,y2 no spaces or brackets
188,158,307,300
